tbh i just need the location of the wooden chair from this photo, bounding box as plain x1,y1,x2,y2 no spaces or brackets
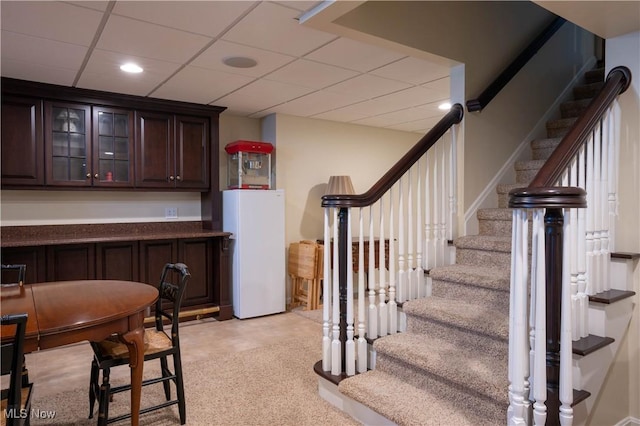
1,313,33,426
1,265,26,287
88,263,190,425
288,242,322,310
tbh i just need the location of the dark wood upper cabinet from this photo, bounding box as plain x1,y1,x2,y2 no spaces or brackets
176,115,208,189
1,96,44,185
44,101,92,187
1,78,223,192
92,107,134,187
136,112,208,189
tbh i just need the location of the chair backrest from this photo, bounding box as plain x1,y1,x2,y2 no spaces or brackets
155,263,190,340
1,264,26,286
1,313,28,414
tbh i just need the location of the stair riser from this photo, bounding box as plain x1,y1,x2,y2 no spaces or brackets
432,280,510,310
478,219,512,237
515,168,541,184
455,248,511,269
532,146,557,160
375,352,508,407
574,83,603,100
404,314,508,356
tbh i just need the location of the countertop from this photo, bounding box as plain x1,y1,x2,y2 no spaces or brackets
1,222,232,247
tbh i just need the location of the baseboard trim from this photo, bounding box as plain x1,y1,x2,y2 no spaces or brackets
318,377,397,426
614,417,640,426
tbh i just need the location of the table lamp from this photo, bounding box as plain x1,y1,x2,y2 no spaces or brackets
326,175,355,195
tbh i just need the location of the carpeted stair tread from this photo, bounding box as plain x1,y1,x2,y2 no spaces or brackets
454,235,512,252
373,332,507,404
584,68,605,83
560,98,592,118
428,264,510,290
402,296,509,342
530,137,562,151
573,81,604,99
338,369,507,426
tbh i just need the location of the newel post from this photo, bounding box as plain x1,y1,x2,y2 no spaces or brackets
337,207,349,372
509,187,586,425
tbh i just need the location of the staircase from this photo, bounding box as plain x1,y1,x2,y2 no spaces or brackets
333,67,636,425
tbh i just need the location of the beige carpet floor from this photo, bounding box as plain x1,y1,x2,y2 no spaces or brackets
30,334,359,426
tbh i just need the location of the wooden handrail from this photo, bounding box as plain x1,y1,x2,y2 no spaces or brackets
466,16,567,113
529,66,631,188
321,103,464,209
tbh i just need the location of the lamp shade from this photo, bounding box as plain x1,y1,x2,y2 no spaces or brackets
326,175,355,195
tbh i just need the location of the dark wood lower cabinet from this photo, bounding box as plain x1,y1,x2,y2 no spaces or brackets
46,243,95,281
0,245,45,284
2,235,230,320
96,241,139,281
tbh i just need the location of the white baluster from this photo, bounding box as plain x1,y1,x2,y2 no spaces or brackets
593,128,602,294
322,208,332,372
398,179,407,302
568,161,580,341
388,188,398,334
577,146,589,338
449,128,457,244
559,210,574,426
368,206,378,339
509,209,529,425
440,141,447,266
407,169,414,300
600,116,611,292
378,198,388,336
357,209,367,373
416,159,425,299
433,146,440,268
532,210,547,425
346,209,355,376
424,151,432,272
585,135,595,295
331,209,341,376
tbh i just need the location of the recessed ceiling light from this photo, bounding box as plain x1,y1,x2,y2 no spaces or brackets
438,102,451,111
222,56,258,69
120,63,143,73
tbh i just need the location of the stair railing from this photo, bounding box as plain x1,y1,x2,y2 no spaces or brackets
507,66,631,425
318,104,463,377
466,16,567,112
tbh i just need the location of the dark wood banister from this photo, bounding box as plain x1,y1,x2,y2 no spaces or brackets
466,16,567,113
321,103,464,209
508,65,631,426
528,66,632,188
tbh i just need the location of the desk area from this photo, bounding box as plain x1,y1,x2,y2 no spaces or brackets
1,280,158,426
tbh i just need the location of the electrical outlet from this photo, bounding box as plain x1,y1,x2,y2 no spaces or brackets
165,207,178,219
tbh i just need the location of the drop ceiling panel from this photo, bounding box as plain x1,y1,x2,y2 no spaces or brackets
352,102,445,128
305,37,406,72
96,15,212,64
151,65,256,104
324,74,412,101
1,31,88,74
0,60,77,87
265,59,358,89
191,40,295,78
370,56,451,85
214,79,315,115
0,1,104,45
111,1,256,38
387,115,443,133
259,89,362,117
77,49,182,96
222,2,337,57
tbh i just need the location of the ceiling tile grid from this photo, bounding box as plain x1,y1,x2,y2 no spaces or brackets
0,0,452,134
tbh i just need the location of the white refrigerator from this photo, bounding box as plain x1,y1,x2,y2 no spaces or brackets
222,189,286,319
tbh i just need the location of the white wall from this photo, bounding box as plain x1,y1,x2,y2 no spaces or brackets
269,113,420,246
589,31,640,425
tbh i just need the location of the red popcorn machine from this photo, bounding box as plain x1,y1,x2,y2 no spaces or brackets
225,140,273,189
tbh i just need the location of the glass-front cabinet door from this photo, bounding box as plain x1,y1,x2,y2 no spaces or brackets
45,103,133,187
93,107,134,187
45,102,91,186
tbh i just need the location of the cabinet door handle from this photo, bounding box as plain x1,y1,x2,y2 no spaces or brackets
86,173,91,179
176,175,181,181
94,174,99,179
169,176,175,181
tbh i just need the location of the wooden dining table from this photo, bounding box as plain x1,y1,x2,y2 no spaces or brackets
0,280,159,426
